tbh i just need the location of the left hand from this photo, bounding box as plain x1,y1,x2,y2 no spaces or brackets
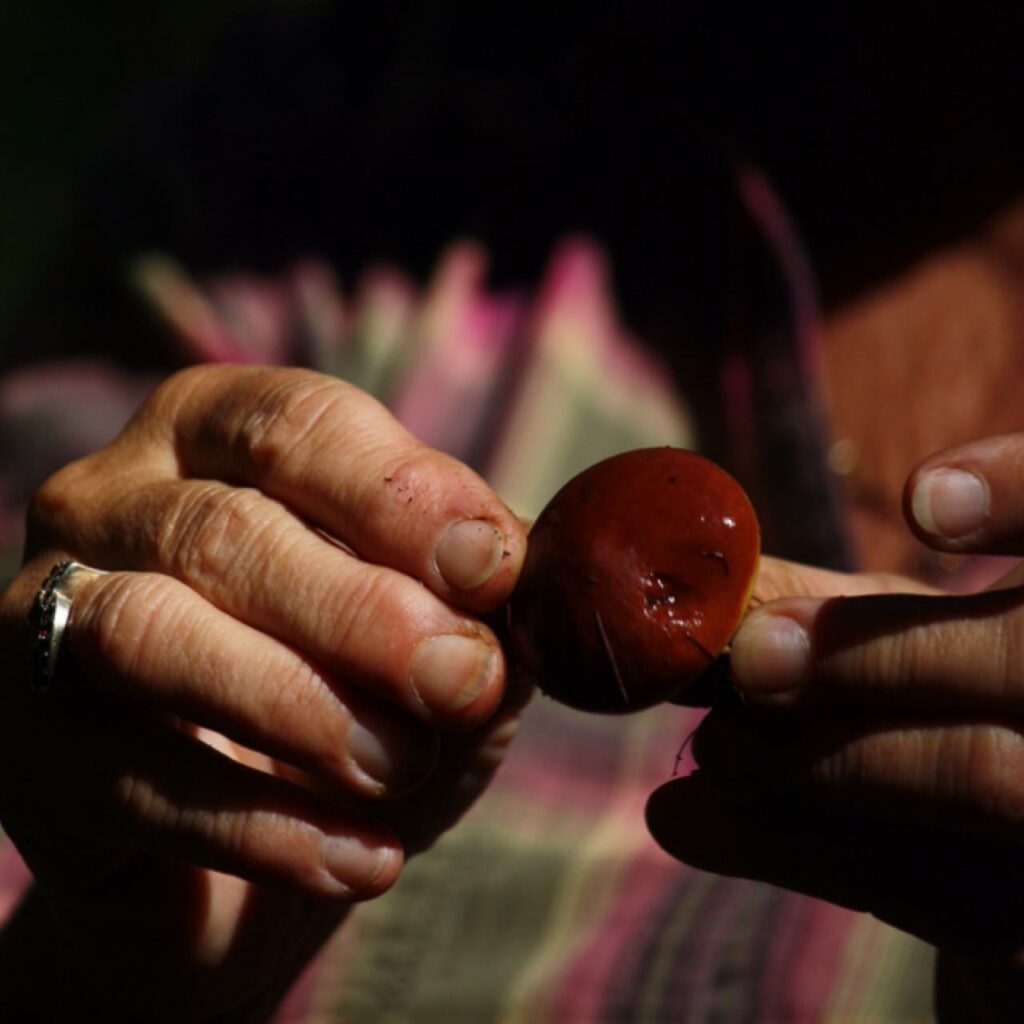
647,433,1024,1019
0,367,529,1021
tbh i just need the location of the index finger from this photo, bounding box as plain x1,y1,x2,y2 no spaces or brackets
730,586,1024,711
753,555,941,604
135,366,526,612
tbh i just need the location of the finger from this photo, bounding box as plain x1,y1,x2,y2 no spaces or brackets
671,559,941,708
136,366,526,610
905,433,1024,555
691,706,1024,837
65,569,438,798
753,555,941,604
35,476,507,730
729,587,1024,710
4,709,403,901
645,774,1024,958
384,672,534,855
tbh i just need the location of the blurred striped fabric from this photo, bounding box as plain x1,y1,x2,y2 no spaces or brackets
0,237,935,1022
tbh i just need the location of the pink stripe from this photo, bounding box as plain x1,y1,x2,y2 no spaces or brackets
532,237,609,321
679,877,753,1020
392,288,522,453
766,896,858,1020
531,238,620,363
389,242,487,441
553,851,685,1023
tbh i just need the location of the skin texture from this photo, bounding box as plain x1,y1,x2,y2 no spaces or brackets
509,449,759,712
0,366,528,1021
647,432,1024,1023
3,364,1023,1021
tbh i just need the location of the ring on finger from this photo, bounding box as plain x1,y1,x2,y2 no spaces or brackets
26,560,108,693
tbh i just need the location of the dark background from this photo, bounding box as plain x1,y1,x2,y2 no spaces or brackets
3,2,1023,366
0,1,267,332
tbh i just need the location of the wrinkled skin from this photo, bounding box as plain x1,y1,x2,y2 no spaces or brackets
0,366,528,1021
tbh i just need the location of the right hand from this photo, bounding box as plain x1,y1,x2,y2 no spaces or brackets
0,365,527,1020
650,436,1024,1023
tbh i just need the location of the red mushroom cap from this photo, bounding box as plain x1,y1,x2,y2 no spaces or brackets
509,448,760,713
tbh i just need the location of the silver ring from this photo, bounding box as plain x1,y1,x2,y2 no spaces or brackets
26,560,107,693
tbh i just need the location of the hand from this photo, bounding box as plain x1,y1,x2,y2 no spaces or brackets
647,433,1024,1022
0,366,527,1021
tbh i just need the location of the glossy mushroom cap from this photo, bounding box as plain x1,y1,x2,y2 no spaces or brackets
508,448,760,713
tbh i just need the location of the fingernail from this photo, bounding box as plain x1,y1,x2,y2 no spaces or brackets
911,468,988,538
731,613,810,698
434,519,505,590
322,835,394,896
409,634,496,716
347,718,436,794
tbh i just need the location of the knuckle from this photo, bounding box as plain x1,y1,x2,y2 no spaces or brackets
322,567,409,657
267,657,329,719
156,482,278,584
26,458,94,540
146,366,273,456
233,371,359,482
136,367,209,439
214,804,266,864
77,572,180,678
145,365,220,418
